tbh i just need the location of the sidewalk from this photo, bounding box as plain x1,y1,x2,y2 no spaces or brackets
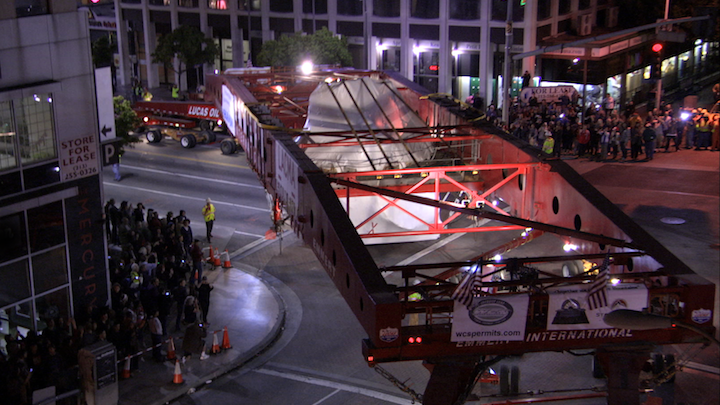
117,227,286,405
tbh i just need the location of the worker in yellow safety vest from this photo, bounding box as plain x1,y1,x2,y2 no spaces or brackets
202,198,215,243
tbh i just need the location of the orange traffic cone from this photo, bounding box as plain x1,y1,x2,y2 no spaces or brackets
221,326,232,349
211,331,221,354
222,250,232,268
172,359,183,384
121,356,131,379
213,248,221,266
166,337,176,360
207,246,215,263
193,269,199,284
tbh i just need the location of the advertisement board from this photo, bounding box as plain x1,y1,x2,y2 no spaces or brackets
451,294,529,342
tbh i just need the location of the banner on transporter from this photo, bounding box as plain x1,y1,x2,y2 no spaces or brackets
451,294,529,342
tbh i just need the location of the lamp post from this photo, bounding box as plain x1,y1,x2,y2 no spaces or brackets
501,0,513,127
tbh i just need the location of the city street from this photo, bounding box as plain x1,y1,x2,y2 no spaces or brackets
102,131,718,405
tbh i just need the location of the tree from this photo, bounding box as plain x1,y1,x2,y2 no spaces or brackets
113,96,141,155
256,27,353,67
92,36,114,68
151,26,219,90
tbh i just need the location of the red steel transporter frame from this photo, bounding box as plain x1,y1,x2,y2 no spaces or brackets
204,68,715,405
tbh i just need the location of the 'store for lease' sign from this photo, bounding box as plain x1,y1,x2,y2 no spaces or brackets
60,134,99,181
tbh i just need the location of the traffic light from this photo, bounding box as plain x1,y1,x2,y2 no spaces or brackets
651,43,663,80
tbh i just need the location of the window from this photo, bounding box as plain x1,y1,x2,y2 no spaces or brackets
411,0,438,19
208,0,228,9
537,0,551,20
337,0,362,15
15,0,47,17
449,0,480,20
0,260,31,308
558,0,571,15
14,94,56,165
374,0,400,17
491,0,524,22
28,201,64,253
270,0,293,12
579,0,590,10
239,0,261,11
0,213,28,264
32,248,67,295
303,0,327,14
0,101,18,171
178,0,199,7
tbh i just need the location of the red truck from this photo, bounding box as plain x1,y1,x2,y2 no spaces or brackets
133,100,225,148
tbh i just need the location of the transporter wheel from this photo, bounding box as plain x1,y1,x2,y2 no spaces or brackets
181,134,197,148
199,119,213,130
145,130,162,143
202,130,216,144
220,138,237,155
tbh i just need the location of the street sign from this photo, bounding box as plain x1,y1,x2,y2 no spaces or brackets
95,67,115,142
101,139,123,166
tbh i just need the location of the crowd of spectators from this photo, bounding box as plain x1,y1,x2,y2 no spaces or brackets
483,92,720,160
1,201,208,405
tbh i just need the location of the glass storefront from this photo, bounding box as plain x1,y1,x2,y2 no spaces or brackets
413,48,439,93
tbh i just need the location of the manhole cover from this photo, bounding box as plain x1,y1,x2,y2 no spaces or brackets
660,217,686,225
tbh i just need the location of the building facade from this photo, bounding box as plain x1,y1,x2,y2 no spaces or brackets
109,0,716,113
1,0,109,349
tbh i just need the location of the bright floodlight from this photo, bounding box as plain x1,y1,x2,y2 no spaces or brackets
301,61,313,75
563,243,578,252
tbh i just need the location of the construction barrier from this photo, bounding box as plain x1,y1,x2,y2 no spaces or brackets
222,250,232,268
213,248,221,267
172,359,183,384
121,356,131,379
221,326,232,350
166,337,176,360
211,331,221,354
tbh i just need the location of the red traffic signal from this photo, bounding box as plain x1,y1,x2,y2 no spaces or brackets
652,43,663,53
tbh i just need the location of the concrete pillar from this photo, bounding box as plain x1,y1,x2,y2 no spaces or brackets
596,347,652,405
438,0,450,95
141,6,159,88
113,0,130,87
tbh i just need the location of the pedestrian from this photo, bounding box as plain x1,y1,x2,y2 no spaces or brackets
180,219,193,257
198,276,214,324
642,123,656,161
602,93,615,116
190,239,204,284
112,161,122,181
521,70,532,88
171,83,179,100
711,114,720,151
631,123,643,161
202,198,215,243
181,321,208,362
148,311,163,362
142,87,153,101
173,279,188,331
663,116,680,152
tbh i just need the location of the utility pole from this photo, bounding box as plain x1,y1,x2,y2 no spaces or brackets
655,0,670,112
502,0,513,126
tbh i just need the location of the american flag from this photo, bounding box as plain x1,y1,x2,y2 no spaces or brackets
586,254,611,310
452,263,484,308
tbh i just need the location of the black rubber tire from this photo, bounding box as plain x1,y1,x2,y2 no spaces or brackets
202,130,216,144
562,260,582,277
652,353,665,376
220,139,237,155
510,366,520,395
499,366,510,396
181,134,197,148
199,119,212,130
146,130,162,143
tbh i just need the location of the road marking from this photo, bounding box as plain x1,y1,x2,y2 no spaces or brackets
254,368,414,404
120,164,264,189
103,182,269,212
131,149,249,169
311,389,340,405
228,230,294,259
233,229,265,238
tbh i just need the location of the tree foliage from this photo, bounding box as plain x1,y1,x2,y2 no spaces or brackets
91,36,114,68
151,25,219,75
113,96,141,155
256,27,353,67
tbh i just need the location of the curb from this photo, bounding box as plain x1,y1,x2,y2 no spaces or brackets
147,265,287,405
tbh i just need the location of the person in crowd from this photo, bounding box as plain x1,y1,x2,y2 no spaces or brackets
198,276,214,324
642,122,657,161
